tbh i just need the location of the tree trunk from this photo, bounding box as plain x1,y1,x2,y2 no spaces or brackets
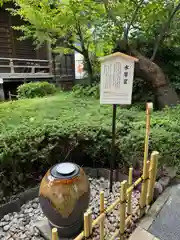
132,50,180,109
83,50,94,84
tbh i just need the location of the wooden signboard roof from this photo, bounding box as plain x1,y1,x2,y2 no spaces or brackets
99,52,139,63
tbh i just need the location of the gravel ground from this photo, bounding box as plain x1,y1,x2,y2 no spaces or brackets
0,177,140,240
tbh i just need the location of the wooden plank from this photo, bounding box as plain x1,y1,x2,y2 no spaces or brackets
0,49,12,53
0,27,9,32
0,39,11,43
0,73,53,79
0,57,49,62
0,45,11,49
12,65,50,69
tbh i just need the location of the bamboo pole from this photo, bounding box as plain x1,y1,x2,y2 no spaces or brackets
92,213,106,227
147,151,159,205
109,229,119,240
110,206,140,240
88,210,93,236
100,191,105,240
105,197,120,214
127,168,133,215
120,180,127,240
52,228,58,240
140,160,150,217
126,176,142,194
105,175,143,214
74,174,144,240
84,212,90,238
140,102,153,216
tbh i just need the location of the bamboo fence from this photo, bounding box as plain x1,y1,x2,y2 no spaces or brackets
51,103,160,240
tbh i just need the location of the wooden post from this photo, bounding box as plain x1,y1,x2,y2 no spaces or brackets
47,41,53,75
84,212,90,238
52,228,58,240
8,91,12,101
120,180,127,240
127,168,133,215
140,102,153,216
10,59,14,73
147,151,159,205
100,191,105,240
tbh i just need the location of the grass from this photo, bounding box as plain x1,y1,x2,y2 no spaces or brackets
0,92,180,169
0,93,145,137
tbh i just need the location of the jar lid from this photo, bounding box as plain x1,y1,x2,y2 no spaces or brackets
50,162,80,179
57,163,75,175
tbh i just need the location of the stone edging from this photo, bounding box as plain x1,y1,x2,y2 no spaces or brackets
139,186,171,231
0,167,128,220
139,166,177,231
0,187,39,220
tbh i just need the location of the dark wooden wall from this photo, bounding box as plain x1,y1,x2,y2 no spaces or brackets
0,6,48,60
0,5,75,90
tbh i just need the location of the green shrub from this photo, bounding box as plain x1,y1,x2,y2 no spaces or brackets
72,83,100,99
72,81,153,105
0,93,180,198
17,81,57,99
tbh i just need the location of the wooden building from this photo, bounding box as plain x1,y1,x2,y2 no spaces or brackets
0,5,75,100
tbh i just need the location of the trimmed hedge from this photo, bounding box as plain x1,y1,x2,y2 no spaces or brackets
0,93,180,169
0,93,180,198
17,81,57,99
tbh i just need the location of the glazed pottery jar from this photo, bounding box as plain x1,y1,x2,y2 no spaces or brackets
39,162,90,238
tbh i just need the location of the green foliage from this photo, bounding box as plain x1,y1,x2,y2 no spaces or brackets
72,80,153,105
8,0,180,93
72,84,100,99
17,81,57,99
9,0,105,54
0,93,180,175
8,0,108,82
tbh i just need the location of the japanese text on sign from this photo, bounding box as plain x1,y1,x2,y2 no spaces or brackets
100,56,135,105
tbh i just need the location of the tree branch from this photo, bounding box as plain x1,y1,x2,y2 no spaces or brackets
56,36,83,54
151,1,180,61
103,0,120,26
124,0,145,42
67,43,83,54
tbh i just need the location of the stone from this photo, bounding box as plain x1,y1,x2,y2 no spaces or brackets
165,166,176,179
3,224,10,231
3,215,10,222
158,176,170,190
91,189,97,198
154,182,163,200
0,231,5,238
129,226,155,240
0,221,7,227
32,203,38,209
24,207,33,213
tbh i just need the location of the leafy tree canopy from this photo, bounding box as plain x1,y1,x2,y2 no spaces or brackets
1,0,180,106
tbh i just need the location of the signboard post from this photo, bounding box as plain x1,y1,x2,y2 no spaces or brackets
99,52,138,192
